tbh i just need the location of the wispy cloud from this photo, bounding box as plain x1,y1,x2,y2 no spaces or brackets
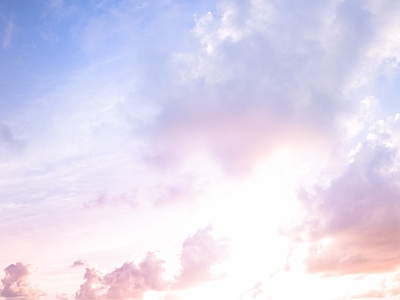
2,18,14,48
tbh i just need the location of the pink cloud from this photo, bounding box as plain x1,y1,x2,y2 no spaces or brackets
102,252,168,299
349,278,400,298
75,254,167,299
145,98,334,178
390,285,400,296
351,289,386,298
71,260,86,268
75,226,230,298
75,267,105,299
174,225,230,288
296,117,400,275
56,293,70,300
0,262,45,299
251,282,263,298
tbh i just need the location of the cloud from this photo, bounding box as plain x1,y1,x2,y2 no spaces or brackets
349,278,400,299
0,124,24,153
239,282,265,300
75,253,168,299
75,267,105,299
138,0,400,178
351,289,386,299
84,190,138,209
297,114,400,275
105,253,166,298
71,260,86,268
174,225,230,288
56,293,70,300
75,226,230,298
0,262,45,299
251,282,263,298
2,18,14,48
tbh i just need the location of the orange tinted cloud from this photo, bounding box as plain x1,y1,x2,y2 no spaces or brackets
297,116,400,275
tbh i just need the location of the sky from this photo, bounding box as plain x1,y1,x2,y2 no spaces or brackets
1,0,400,299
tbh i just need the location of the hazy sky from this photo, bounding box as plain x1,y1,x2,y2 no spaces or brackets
1,0,400,299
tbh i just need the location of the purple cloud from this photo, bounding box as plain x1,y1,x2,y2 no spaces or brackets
296,116,400,275
0,262,45,299
71,260,86,268
75,253,167,299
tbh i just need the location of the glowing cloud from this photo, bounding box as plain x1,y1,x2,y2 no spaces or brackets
298,115,400,275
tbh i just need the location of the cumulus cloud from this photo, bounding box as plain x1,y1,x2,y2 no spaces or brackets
77,252,163,298
139,0,400,178
297,114,400,275
174,225,230,288
0,262,45,299
75,267,105,299
75,226,230,299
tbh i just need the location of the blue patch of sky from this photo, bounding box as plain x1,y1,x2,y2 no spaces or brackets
375,67,400,117
0,0,218,117
0,1,87,114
